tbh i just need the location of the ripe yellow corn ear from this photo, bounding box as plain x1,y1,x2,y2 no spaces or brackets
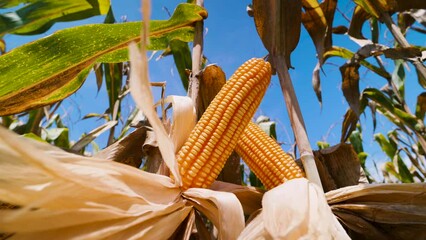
177,58,272,190
236,122,305,189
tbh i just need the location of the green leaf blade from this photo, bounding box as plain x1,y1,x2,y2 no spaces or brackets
0,3,207,115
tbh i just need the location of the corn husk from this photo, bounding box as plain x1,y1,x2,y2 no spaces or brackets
326,183,426,240
0,42,248,240
238,178,351,240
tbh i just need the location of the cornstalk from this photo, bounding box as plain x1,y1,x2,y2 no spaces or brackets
188,0,204,117
273,55,323,190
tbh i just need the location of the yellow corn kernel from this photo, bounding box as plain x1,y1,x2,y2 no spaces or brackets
236,122,305,189
177,58,271,190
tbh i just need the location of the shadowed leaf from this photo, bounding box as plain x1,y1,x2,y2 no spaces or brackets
332,25,348,34
197,64,226,119
0,3,207,116
348,6,370,41
0,0,37,9
0,39,5,54
170,40,192,91
95,127,147,168
415,92,426,120
314,143,362,192
341,63,361,116
383,47,423,60
396,154,414,183
252,0,302,67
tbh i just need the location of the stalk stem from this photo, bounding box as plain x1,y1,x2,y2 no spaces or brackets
188,0,204,117
273,55,323,189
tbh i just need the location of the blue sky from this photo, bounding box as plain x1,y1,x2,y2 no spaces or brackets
3,0,426,180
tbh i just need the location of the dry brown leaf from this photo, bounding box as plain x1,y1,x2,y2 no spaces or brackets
252,0,302,68
129,43,181,186
95,127,148,167
314,143,362,192
327,183,426,239
211,181,264,216
348,6,371,41
341,63,361,116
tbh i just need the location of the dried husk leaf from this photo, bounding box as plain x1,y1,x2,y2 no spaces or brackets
238,178,350,239
95,126,148,167
0,126,187,238
0,41,248,240
163,95,196,153
327,183,426,239
210,181,264,216
129,42,181,186
183,188,245,240
314,143,362,192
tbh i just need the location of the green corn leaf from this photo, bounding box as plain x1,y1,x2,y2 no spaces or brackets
323,46,391,79
0,3,207,116
374,133,396,159
0,0,110,36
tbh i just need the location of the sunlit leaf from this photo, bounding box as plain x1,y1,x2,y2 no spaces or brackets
363,88,419,129
353,0,397,19
0,3,207,116
0,0,37,9
396,155,414,183
374,133,396,159
301,0,328,63
0,0,111,36
324,46,391,79
349,128,364,153
252,0,302,67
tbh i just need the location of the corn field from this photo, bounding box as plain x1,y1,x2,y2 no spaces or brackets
0,0,426,239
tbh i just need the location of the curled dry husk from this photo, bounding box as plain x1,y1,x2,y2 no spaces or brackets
239,178,351,240
327,183,426,240
0,43,248,240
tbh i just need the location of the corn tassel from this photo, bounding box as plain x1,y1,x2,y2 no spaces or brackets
177,58,271,190
236,122,305,189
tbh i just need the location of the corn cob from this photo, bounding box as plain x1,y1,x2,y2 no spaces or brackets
177,58,271,190
236,122,305,189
